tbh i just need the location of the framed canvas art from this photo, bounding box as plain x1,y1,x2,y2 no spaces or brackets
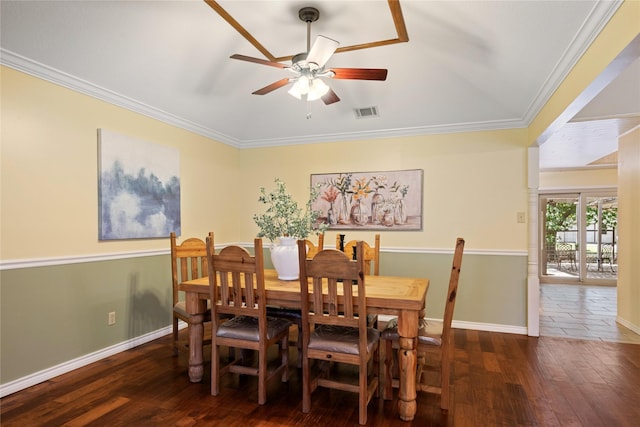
98,129,180,240
311,169,423,231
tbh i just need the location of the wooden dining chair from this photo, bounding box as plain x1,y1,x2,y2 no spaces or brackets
297,240,380,425
337,234,381,328
170,232,213,355
268,232,325,368
206,236,290,405
381,237,464,412
305,232,325,258
336,233,380,276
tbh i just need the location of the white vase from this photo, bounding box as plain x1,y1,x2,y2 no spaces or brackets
270,237,299,280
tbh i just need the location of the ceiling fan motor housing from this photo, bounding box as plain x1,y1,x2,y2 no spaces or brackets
298,7,319,23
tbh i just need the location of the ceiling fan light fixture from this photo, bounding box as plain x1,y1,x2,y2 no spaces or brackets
288,76,309,99
288,76,329,101
307,78,330,101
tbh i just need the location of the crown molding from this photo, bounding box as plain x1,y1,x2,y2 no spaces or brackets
0,49,244,148
521,0,623,125
0,0,622,149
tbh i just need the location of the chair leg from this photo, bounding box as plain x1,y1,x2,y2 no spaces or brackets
172,316,179,356
359,363,367,425
440,344,450,412
302,357,311,414
383,339,394,400
258,347,267,405
281,334,290,382
295,320,303,369
211,343,220,396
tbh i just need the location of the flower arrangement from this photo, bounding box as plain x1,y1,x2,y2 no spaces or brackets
321,186,339,204
351,177,373,201
390,181,409,201
253,178,328,241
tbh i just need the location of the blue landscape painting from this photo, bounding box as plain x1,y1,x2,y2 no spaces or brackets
98,129,180,240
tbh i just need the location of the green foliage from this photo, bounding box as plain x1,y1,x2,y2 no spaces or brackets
545,201,617,247
253,178,328,241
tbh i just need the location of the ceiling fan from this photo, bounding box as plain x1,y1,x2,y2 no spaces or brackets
230,6,388,105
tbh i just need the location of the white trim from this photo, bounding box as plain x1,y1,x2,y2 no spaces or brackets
520,0,623,126
527,148,540,337
617,317,640,336
0,48,526,148
0,318,528,398
378,315,528,335
0,0,620,150
0,324,184,398
451,320,528,336
0,49,241,148
0,245,527,271
0,249,168,270
262,243,527,257
381,247,527,257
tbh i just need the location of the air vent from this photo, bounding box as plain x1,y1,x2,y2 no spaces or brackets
354,106,379,119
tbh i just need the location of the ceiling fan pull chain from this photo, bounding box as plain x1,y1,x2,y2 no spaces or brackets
306,99,312,119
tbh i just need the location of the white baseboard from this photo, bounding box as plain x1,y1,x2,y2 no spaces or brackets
377,314,528,335
1,318,527,398
617,316,640,335
0,324,183,398
451,320,528,335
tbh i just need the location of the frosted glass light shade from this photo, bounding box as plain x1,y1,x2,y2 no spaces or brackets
288,76,329,101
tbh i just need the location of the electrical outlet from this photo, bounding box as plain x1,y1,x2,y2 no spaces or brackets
108,311,116,326
517,212,526,223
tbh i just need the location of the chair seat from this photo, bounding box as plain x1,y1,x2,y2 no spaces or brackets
217,315,292,341
381,317,442,346
310,325,380,355
267,306,302,320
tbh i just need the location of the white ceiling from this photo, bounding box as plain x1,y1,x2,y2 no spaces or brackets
1,0,638,169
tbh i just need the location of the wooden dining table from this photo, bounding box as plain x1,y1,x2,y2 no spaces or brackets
179,269,429,421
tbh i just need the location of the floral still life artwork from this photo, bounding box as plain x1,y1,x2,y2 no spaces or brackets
98,129,180,240
311,169,423,231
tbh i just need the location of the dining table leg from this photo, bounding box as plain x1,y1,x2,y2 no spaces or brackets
186,292,207,383
396,309,419,421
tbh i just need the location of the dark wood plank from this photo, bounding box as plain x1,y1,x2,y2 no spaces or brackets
2,329,639,426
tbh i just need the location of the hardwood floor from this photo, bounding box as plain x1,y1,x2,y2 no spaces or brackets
2,328,639,426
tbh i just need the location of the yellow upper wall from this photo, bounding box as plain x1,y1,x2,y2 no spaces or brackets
529,0,640,144
0,67,240,259
3,1,637,260
239,129,530,250
1,63,530,260
540,168,617,189
617,127,640,327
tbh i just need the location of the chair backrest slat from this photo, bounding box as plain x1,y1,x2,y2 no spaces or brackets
207,238,265,322
299,242,366,336
337,234,380,275
305,233,325,259
171,232,212,305
441,238,465,344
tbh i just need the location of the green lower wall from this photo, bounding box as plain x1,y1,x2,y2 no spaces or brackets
0,250,526,386
378,252,528,326
0,255,170,384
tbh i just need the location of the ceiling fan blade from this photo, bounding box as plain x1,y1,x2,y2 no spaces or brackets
321,88,340,105
306,35,339,68
330,68,388,81
252,78,291,95
230,54,287,69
